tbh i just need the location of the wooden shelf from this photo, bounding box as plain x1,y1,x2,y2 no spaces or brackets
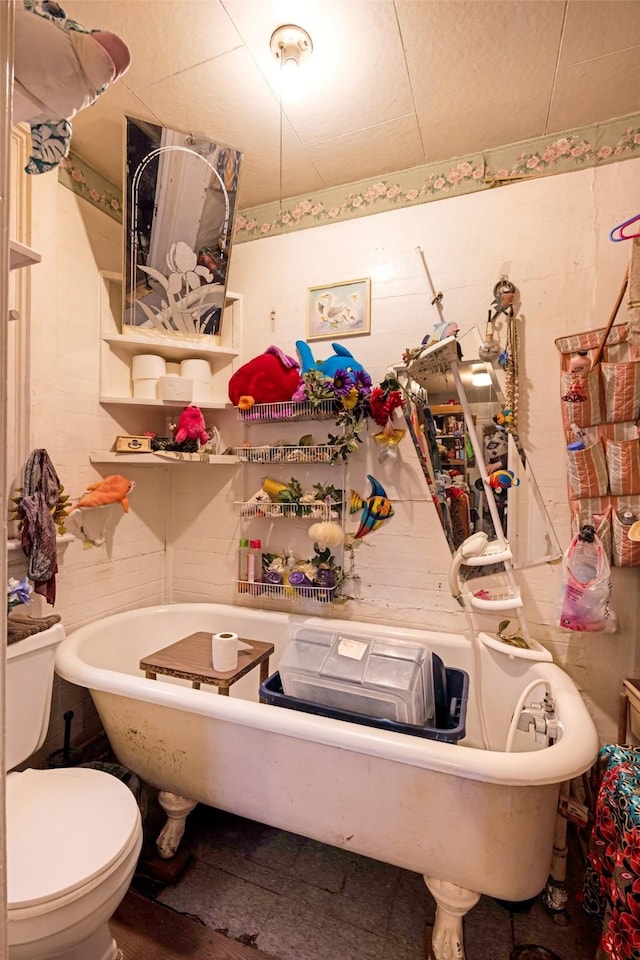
9,240,41,270
89,451,239,465
431,404,463,415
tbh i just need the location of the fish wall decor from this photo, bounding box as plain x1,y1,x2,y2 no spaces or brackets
350,475,394,539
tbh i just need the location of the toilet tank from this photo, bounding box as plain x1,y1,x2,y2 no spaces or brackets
5,622,66,771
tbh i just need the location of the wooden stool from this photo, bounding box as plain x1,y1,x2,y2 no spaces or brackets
140,631,274,699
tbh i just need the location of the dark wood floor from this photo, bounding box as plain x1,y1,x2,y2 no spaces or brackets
111,889,276,960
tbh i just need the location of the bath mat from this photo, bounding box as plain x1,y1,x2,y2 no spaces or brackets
511,947,562,960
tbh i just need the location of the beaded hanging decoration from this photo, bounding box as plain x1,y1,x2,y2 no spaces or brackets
503,312,519,430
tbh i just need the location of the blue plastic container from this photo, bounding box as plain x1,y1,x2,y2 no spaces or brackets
259,654,469,744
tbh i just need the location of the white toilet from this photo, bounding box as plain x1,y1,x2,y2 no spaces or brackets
6,623,143,960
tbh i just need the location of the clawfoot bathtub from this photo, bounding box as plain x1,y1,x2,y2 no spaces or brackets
55,603,599,960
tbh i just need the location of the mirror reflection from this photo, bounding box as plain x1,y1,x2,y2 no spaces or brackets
400,347,561,569
124,116,242,338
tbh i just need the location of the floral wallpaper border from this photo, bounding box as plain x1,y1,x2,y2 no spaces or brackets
234,112,640,243
58,153,123,223
59,112,640,236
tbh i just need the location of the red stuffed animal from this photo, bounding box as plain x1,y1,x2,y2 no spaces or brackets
174,405,209,445
228,345,300,406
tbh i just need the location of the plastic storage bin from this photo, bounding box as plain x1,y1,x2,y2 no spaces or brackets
278,628,434,726
260,657,469,743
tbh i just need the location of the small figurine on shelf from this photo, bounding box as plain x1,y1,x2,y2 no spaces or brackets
489,469,520,490
562,351,591,404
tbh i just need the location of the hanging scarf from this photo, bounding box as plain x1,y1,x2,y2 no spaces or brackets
20,448,61,604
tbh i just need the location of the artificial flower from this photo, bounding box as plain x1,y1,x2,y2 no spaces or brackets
341,387,359,410
332,368,355,397
7,576,33,614
370,386,404,426
353,369,372,394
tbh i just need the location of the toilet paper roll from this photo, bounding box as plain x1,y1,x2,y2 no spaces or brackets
181,358,212,382
158,376,193,402
212,632,238,672
192,381,214,404
132,378,158,399
132,354,166,379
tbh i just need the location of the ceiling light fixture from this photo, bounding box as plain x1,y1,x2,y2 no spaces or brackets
269,24,313,212
270,24,313,77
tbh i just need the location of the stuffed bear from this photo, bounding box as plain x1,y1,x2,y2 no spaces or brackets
174,406,209,445
228,345,300,406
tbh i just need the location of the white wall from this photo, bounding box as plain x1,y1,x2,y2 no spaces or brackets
172,156,640,743
12,157,640,758
9,177,168,763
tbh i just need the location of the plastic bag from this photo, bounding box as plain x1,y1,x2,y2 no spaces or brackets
556,529,617,633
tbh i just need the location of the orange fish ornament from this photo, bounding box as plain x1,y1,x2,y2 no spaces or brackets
69,475,135,513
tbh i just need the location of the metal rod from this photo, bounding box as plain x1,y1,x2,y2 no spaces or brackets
416,245,445,324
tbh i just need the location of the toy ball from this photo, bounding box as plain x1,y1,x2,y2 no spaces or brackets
489,469,520,490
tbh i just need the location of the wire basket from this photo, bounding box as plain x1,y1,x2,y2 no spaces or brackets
234,444,338,464
237,399,336,422
235,500,337,520
406,336,460,387
235,579,339,603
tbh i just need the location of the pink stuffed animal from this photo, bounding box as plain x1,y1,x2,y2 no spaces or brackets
174,406,209,445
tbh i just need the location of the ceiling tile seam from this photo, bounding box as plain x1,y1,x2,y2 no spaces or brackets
544,0,569,137
277,104,328,192
128,44,245,92
393,0,427,164
566,42,640,70
120,83,165,126
216,3,286,122
302,113,419,150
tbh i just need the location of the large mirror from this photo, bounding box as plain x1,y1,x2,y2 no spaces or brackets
123,116,242,339
398,331,561,569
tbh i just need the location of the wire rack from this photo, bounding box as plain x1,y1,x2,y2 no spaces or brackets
234,579,339,603
406,336,460,387
237,399,336,422
235,500,338,520
234,444,338,464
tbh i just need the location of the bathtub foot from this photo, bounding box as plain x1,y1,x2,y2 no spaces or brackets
424,877,480,960
156,791,198,859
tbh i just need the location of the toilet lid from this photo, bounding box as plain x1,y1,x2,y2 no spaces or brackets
7,767,141,908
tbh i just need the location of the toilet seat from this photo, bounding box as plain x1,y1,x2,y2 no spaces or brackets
7,767,141,910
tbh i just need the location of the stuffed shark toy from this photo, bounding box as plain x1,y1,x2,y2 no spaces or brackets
295,341,369,380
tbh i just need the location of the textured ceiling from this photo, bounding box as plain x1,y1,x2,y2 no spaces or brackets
61,0,640,209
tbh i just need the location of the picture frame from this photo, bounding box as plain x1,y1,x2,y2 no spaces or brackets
307,277,371,341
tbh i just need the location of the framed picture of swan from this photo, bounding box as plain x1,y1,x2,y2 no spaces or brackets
307,277,371,340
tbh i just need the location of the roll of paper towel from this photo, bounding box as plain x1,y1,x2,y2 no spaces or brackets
212,632,238,671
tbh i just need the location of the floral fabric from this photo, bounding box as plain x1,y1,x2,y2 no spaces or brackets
583,744,640,958
18,0,108,175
